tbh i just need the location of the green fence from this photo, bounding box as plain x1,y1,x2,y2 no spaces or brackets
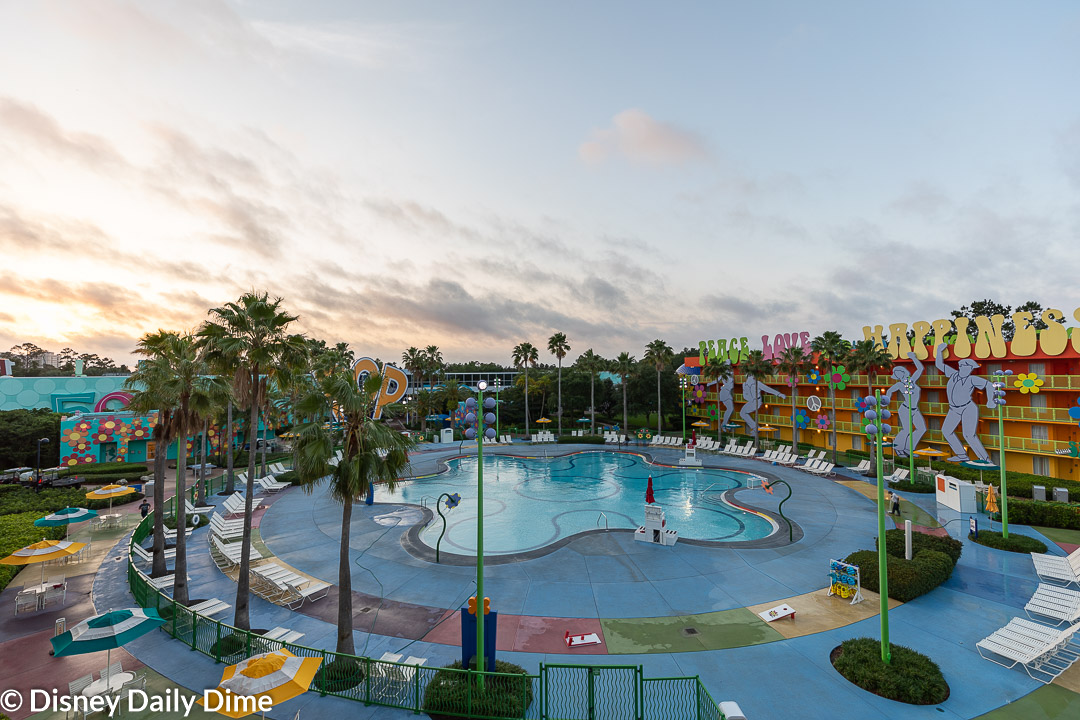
128,474,727,719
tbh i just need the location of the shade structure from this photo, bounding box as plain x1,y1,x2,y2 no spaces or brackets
577,417,590,423
35,507,98,540
536,417,552,424
645,476,655,504
913,447,949,471
985,484,999,514
199,649,322,718
758,426,777,432
1,538,87,585
51,608,165,691
86,484,136,513
691,421,710,428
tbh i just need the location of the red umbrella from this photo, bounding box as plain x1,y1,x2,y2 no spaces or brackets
645,475,655,504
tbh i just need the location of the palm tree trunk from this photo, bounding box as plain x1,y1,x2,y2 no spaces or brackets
829,385,838,464
524,370,530,438
622,375,628,433
234,374,259,631
225,401,235,495
337,495,356,655
791,382,799,448
557,361,562,437
590,374,595,434
198,419,208,504
260,409,268,478
716,384,722,444
173,434,189,605
151,440,167,577
656,369,662,434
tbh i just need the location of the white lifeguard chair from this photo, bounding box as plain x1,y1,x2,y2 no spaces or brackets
634,504,678,546
678,444,702,467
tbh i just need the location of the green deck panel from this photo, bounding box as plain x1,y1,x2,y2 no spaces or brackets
600,608,784,654
972,683,1080,720
1032,526,1080,546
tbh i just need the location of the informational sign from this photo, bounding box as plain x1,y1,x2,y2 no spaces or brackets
969,517,978,539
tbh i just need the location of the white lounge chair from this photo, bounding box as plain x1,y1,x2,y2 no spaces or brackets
1032,548,1080,587
131,543,176,563
977,618,1080,683
1026,584,1080,626
187,598,231,617
807,462,836,477
886,468,910,484
850,459,871,475
185,500,214,517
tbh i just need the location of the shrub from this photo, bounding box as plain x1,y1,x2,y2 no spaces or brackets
313,657,366,693
881,529,963,565
422,660,534,720
274,470,300,484
889,481,935,494
832,637,949,705
209,633,247,659
59,462,148,477
0,512,66,590
556,434,606,444
845,548,956,603
991,499,1080,531
0,485,140,516
969,530,1047,554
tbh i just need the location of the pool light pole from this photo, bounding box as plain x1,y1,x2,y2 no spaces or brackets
679,375,690,441
990,370,1012,538
463,382,497,685
493,378,501,438
863,391,893,665
36,437,50,485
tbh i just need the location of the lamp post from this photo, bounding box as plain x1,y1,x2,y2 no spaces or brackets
36,437,50,487
863,391,892,665
679,375,690,441
990,370,1012,538
463,381,496,685
493,379,501,438
902,380,915,484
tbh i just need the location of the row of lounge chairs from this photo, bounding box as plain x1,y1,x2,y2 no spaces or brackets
977,548,1080,682
649,436,685,448
602,432,626,443
531,432,556,443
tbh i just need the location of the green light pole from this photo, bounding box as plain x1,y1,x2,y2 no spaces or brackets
494,378,501,438
679,375,690,441
990,370,1012,538
902,380,915,484
863,390,891,665
465,381,496,687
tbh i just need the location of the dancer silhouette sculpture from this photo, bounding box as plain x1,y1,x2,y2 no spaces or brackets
884,352,927,458
936,343,998,463
739,373,786,433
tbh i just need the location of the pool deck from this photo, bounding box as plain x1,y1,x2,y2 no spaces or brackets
3,444,1080,719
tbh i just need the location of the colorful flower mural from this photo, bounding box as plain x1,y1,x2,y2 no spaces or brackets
816,414,831,430
1070,397,1080,429
807,369,822,385
691,384,707,405
1013,373,1044,394
827,365,850,391
794,410,810,429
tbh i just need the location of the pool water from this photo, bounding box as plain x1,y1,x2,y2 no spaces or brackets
373,452,775,555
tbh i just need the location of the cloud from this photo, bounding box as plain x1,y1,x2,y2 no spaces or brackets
0,98,128,171
579,109,709,166
887,182,953,221
0,203,109,254
250,20,426,69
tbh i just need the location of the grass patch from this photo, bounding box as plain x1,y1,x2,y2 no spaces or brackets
312,657,366,693
969,530,1047,554
832,638,949,705
0,512,66,590
422,660,534,719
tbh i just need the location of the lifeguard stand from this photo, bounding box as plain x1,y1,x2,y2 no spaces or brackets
634,504,678,546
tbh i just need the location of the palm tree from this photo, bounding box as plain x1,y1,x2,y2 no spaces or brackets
614,352,635,433
811,331,851,464
575,349,605,434
547,332,570,436
197,291,307,630
739,349,776,451
849,339,895,404
423,345,444,386
401,347,424,424
440,380,463,418
294,370,414,655
776,346,814,449
125,331,227,605
643,340,673,434
699,359,733,444
512,342,538,436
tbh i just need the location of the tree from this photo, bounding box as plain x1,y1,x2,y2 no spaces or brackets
614,352,635,433
848,339,894,404
294,369,414,655
0,409,61,471
643,340,673,434
440,380,463,416
511,342,539,437
775,346,813,448
423,346,444,385
547,333,570,436
197,292,307,630
811,331,850,463
124,331,227,602
699,360,733,445
574,349,605,434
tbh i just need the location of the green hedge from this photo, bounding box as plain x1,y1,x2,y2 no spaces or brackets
422,661,534,720
881,529,963,565
0,485,139,516
845,548,956,603
890,481,935,494
0,512,66,590
970,530,1048,554
273,470,300,484
556,435,606,444
832,637,949,705
992,499,1080,530
59,462,148,477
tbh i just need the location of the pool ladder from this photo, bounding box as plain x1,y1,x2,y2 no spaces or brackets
596,512,608,530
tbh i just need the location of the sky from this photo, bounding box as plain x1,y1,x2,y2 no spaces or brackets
2,1,1079,367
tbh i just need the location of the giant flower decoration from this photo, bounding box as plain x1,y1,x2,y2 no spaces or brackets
93,426,114,443
60,454,81,467
79,455,95,464
856,397,872,413
691,384,707,405
74,419,92,434
827,365,850,391
1069,397,1080,429
63,428,85,447
794,410,811,429
816,414,831,430
1014,373,1043,394
129,425,150,441
73,439,92,453
807,369,823,385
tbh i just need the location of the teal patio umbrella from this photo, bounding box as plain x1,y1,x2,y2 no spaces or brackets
35,507,98,540
51,608,166,688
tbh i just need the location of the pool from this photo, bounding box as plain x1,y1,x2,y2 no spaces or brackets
374,452,776,556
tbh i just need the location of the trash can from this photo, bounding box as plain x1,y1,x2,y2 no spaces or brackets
440,428,454,444
1033,485,1046,502
1054,487,1070,503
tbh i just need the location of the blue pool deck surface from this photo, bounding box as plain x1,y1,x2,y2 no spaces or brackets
81,442,1079,719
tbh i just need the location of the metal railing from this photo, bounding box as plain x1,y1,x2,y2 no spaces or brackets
128,473,726,719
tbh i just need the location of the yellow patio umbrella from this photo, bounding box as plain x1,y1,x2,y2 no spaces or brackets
691,421,710,427
913,447,949,470
198,648,322,718
85,484,136,513
536,417,552,424
985,484,999,514
0,538,87,585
